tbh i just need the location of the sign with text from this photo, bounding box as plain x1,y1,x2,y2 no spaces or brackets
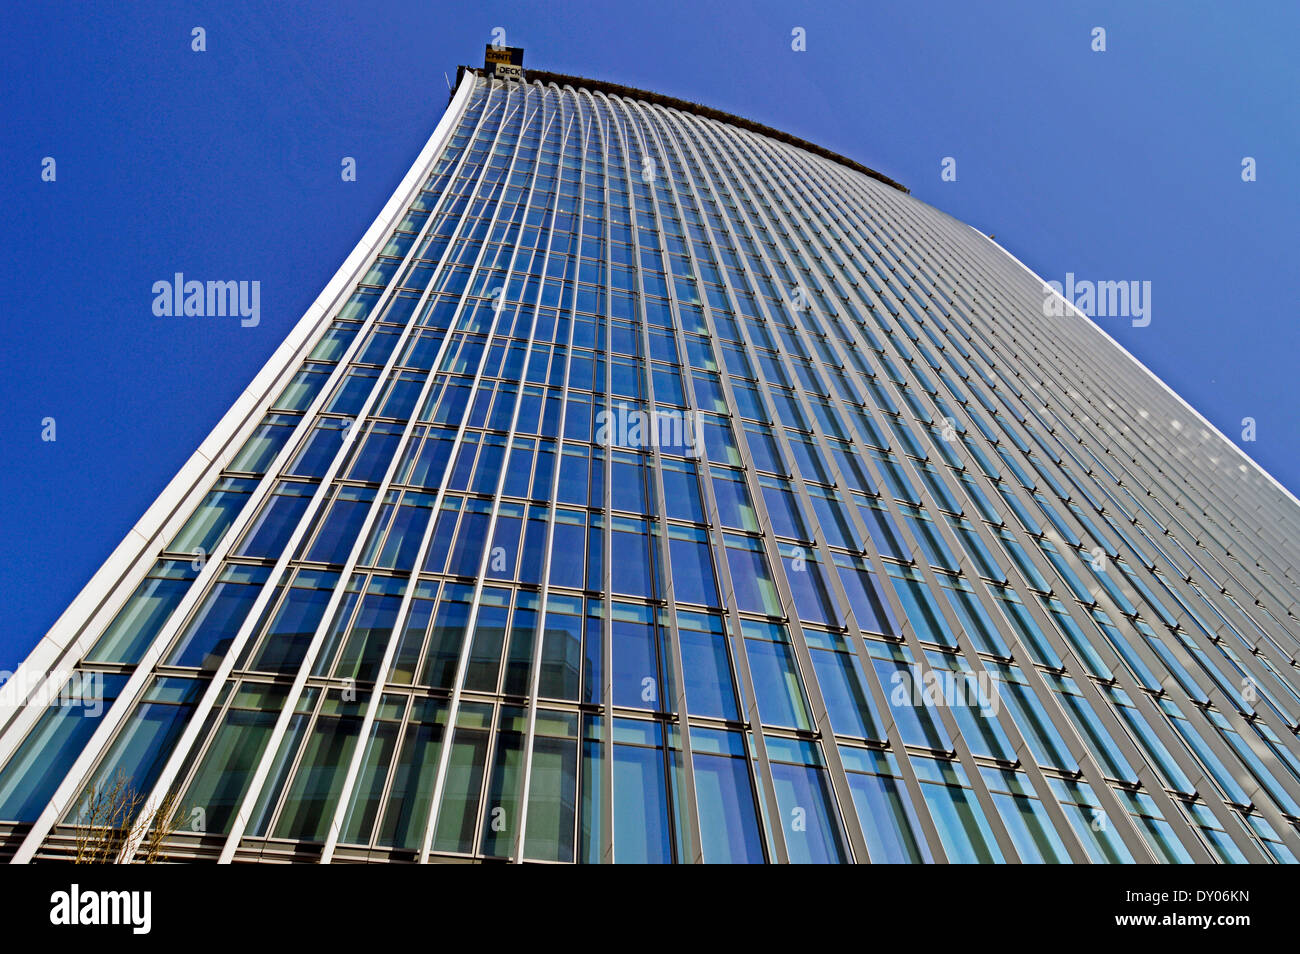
484,45,524,80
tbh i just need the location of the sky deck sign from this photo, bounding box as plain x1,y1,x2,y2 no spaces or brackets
485,45,524,81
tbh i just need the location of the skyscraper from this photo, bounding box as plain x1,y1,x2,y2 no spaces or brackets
3,54,1299,864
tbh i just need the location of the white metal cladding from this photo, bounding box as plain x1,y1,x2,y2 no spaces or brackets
2,67,1298,864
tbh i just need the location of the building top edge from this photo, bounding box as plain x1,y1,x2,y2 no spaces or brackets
455,64,909,195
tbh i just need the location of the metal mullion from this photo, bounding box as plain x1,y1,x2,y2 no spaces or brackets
512,82,599,865
602,95,706,863
404,87,574,863
156,676,246,828
324,88,567,862
614,102,792,865
1124,687,1280,861
762,202,1182,867
1076,543,1300,821
362,91,572,865
1052,369,1298,586
354,693,416,857
463,703,508,859
878,243,1300,860
759,153,1216,863
1086,405,1297,580
243,689,330,858
633,103,864,863
981,322,1300,652
650,106,956,868
835,159,1299,588
645,171,888,863
681,113,1024,868
593,92,616,865
892,216,1300,818
680,112,1029,863
205,77,526,864
767,148,1276,861
857,186,1300,660
654,106,947,862
1043,390,1300,667
10,75,489,867
724,155,1100,866
731,131,1173,863
416,88,594,863
320,85,561,863
897,233,1300,714
811,157,1300,790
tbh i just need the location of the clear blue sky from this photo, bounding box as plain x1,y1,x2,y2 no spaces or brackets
1,0,1295,672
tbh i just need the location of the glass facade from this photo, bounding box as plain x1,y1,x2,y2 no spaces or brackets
2,66,1299,864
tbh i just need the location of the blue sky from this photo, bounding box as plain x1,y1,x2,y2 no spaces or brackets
1,0,1295,672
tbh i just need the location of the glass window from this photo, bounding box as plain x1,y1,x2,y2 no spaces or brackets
833,553,895,635
523,711,580,862
180,683,288,836
742,621,812,730
712,467,759,532
0,673,128,822
166,564,272,668
982,767,1070,863
724,535,782,615
612,719,674,863
247,569,339,675
86,560,200,664
807,485,856,549
841,747,931,862
167,477,260,556
804,629,882,740
271,691,365,842
760,476,807,539
68,677,208,826
303,486,376,565
273,362,333,412
780,544,839,626
867,640,954,750
376,698,447,851
912,756,1004,863
361,490,436,572
1049,777,1135,864
235,481,317,560
765,736,848,863
691,728,765,863
610,517,658,598
344,420,406,483
611,605,665,710
339,695,405,846
228,413,300,475
331,576,405,682
660,458,705,523
287,417,351,478
677,610,740,720
667,525,719,607
888,564,956,647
